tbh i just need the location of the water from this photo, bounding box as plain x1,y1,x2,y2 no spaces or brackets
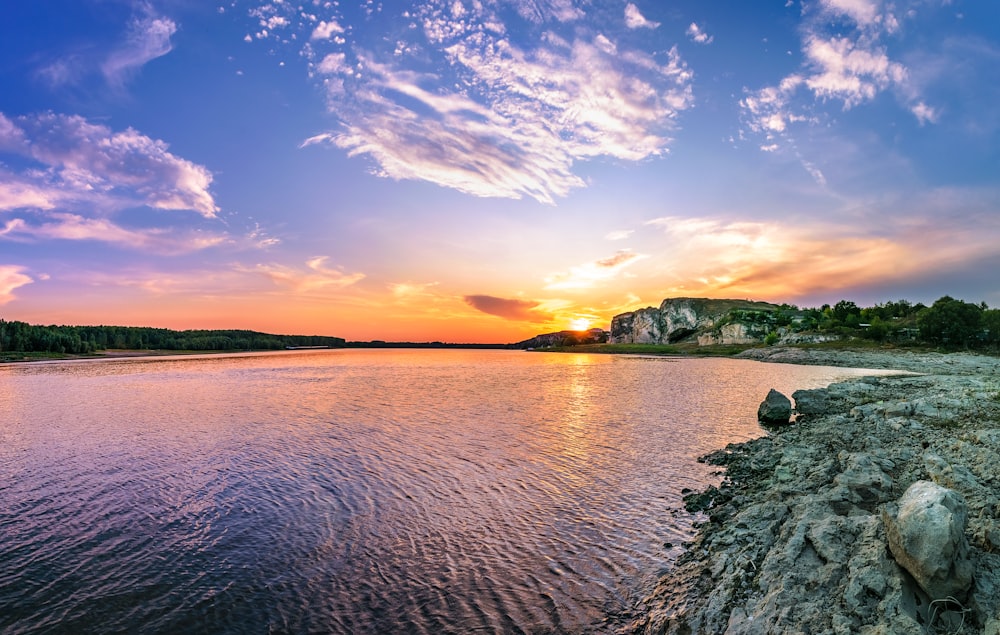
0,349,894,634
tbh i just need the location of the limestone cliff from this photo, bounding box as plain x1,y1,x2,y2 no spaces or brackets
609,298,781,345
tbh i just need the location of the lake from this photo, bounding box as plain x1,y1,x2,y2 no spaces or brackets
0,349,894,634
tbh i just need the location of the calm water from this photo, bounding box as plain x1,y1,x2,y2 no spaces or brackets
0,349,892,634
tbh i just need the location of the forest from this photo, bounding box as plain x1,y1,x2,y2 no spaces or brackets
0,321,345,356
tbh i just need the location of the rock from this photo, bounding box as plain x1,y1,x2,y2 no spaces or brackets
883,480,974,600
514,328,607,349
609,297,780,345
757,389,792,426
791,387,829,416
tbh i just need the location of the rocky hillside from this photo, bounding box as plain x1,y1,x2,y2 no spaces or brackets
609,298,784,345
514,328,608,349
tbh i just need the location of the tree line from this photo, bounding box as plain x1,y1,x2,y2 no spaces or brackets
772,296,1000,350
0,321,346,355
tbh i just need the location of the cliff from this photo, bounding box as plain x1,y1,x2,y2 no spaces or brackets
609,298,783,345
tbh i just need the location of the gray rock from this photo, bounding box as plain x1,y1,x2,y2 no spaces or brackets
758,389,792,425
883,480,974,600
791,387,829,416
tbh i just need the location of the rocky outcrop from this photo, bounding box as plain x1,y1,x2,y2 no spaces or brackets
514,328,607,349
633,351,1000,635
609,307,664,344
610,298,781,345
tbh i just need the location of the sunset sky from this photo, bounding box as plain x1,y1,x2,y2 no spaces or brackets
2,0,998,342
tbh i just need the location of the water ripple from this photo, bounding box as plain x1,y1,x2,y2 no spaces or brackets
0,349,893,634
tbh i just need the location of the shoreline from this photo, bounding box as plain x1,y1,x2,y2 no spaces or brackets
630,348,1000,634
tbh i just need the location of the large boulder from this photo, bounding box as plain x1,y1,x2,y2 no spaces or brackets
882,480,974,600
757,389,792,426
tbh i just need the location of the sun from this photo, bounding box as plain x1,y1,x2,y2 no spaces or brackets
569,318,592,331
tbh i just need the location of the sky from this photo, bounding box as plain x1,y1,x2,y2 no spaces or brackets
1,0,999,343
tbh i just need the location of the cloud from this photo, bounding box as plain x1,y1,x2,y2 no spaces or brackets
0,180,57,211
463,294,552,321
0,112,219,218
643,205,1000,302
311,20,344,40
686,23,713,44
802,35,906,107
605,229,633,240
0,265,33,304
390,281,440,298
911,101,938,125
624,4,660,29
255,0,694,204
36,6,176,91
544,249,647,290
740,0,924,146
506,0,585,23
101,11,177,88
245,257,365,293
0,212,227,254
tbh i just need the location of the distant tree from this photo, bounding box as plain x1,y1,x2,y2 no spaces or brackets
917,296,984,349
983,309,1000,349
832,300,861,323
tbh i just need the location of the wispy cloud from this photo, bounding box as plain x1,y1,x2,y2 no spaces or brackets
244,257,365,293
37,5,176,91
101,9,177,89
253,0,693,204
686,23,713,45
0,112,218,218
544,249,647,290
464,294,552,322
0,213,227,254
0,265,33,305
605,229,633,241
644,204,1000,301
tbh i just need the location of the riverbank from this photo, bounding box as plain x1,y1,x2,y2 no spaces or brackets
631,348,1000,634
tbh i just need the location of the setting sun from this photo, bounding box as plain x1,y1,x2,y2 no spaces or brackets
569,318,592,331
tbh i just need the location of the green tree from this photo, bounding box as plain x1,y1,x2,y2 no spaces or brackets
982,309,1000,349
917,296,984,349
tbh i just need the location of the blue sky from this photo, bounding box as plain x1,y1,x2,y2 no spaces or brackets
1,0,998,341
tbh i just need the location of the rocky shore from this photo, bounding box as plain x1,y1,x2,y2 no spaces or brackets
632,348,1000,635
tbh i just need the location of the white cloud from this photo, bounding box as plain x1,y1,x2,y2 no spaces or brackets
686,23,713,45
101,13,177,88
802,35,905,108
310,31,692,203
818,0,880,27
0,265,33,305
0,180,57,211
311,20,344,40
740,0,913,146
911,101,938,125
624,4,660,29
0,112,219,218
250,0,693,204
